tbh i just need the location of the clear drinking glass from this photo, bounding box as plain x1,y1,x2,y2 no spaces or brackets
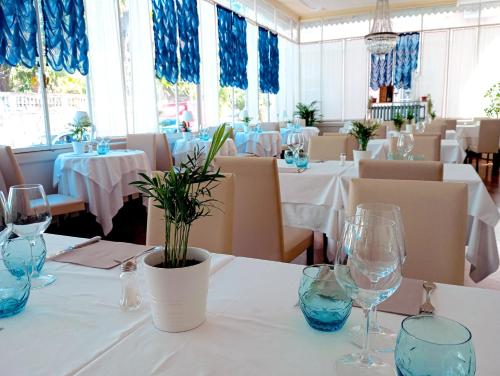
352,203,406,352
397,131,415,160
8,184,55,288
287,132,305,156
334,215,402,375
0,192,11,246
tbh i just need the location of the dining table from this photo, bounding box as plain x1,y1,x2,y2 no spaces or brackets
172,137,237,166
52,150,151,235
278,159,500,282
2,233,499,375
233,130,282,157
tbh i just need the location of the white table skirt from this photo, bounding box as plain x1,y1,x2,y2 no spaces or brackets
172,138,237,166
367,138,466,164
280,127,320,151
5,237,500,375
53,150,151,235
234,131,282,156
278,160,500,282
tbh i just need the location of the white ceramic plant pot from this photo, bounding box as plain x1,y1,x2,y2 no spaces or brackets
353,150,372,165
72,141,85,154
143,247,211,332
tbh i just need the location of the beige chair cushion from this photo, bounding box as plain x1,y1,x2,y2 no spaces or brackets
359,160,444,181
470,119,500,154
283,226,314,262
323,133,359,161
425,124,446,139
127,133,157,170
146,172,235,254
309,135,348,161
348,178,467,285
0,145,25,189
46,194,85,216
413,134,441,161
156,133,174,171
215,157,312,261
444,119,457,131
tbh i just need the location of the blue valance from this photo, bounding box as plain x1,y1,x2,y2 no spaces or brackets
394,32,420,90
176,0,200,84
370,53,393,90
258,27,279,94
152,0,179,84
41,0,89,75
0,0,38,68
217,5,247,90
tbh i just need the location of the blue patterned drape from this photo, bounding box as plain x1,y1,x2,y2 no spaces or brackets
152,0,178,84
370,53,393,90
217,5,247,90
258,27,279,94
394,32,420,90
41,0,89,75
0,0,38,68
176,0,199,84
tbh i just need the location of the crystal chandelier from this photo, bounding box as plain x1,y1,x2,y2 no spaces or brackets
365,0,398,56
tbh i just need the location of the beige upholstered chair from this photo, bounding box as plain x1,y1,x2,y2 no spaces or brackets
467,119,500,170
215,157,314,263
155,133,174,171
382,120,395,132
424,124,446,139
359,160,444,181
0,146,85,216
0,170,8,196
260,122,279,132
348,178,468,285
444,119,457,131
146,173,235,254
322,133,359,160
309,135,348,161
413,134,441,161
388,136,398,154
127,133,157,169
373,125,387,139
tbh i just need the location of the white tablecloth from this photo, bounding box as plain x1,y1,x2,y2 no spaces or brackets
280,127,320,151
278,160,500,282
172,138,237,166
234,131,282,156
367,138,466,164
4,235,499,375
53,150,151,235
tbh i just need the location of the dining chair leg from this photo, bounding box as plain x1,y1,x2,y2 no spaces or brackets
306,245,314,265
476,155,479,171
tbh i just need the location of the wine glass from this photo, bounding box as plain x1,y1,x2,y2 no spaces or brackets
8,184,55,288
352,203,406,352
334,215,402,375
0,192,11,245
287,131,305,156
397,131,414,160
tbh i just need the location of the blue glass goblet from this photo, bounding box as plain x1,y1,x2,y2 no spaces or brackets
0,256,30,318
284,149,295,164
2,235,47,275
395,315,476,376
295,151,309,169
299,264,352,332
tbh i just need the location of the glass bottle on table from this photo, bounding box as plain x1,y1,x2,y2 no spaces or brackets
119,260,142,310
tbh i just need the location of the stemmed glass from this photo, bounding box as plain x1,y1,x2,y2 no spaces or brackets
8,184,55,288
287,131,305,157
397,131,414,160
334,215,402,375
352,203,406,352
0,192,11,246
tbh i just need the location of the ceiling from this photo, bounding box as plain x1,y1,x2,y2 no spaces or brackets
273,0,457,20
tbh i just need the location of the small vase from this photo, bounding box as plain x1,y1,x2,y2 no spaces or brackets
143,247,211,332
353,150,372,165
72,141,85,154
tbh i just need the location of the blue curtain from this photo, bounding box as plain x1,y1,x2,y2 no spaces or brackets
370,53,393,90
176,0,200,84
152,0,178,84
41,0,89,75
258,27,279,94
394,32,420,90
217,5,247,90
0,0,38,68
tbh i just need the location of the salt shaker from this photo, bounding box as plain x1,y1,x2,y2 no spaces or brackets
119,260,142,311
339,152,347,166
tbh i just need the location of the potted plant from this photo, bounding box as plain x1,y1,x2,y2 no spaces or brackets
392,113,404,132
427,94,436,122
484,82,500,118
132,125,228,332
350,120,380,164
294,101,321,127
69,112,92,154
406,110,415,124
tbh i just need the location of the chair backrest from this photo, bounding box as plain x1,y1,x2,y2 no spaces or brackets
348,178,467,285
260,122,279,132
382,120,395,132
425,124,446,139
478,119,500,153
155,133,174,172
215,157,285,261
373,125,387,139
127,133,157,169
146,172,235,254
413,134,441,161
359,160,444,181
444,119,457,131
322,133,358,160
0,145,25,190
0,170,7,196
309,135,348,161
